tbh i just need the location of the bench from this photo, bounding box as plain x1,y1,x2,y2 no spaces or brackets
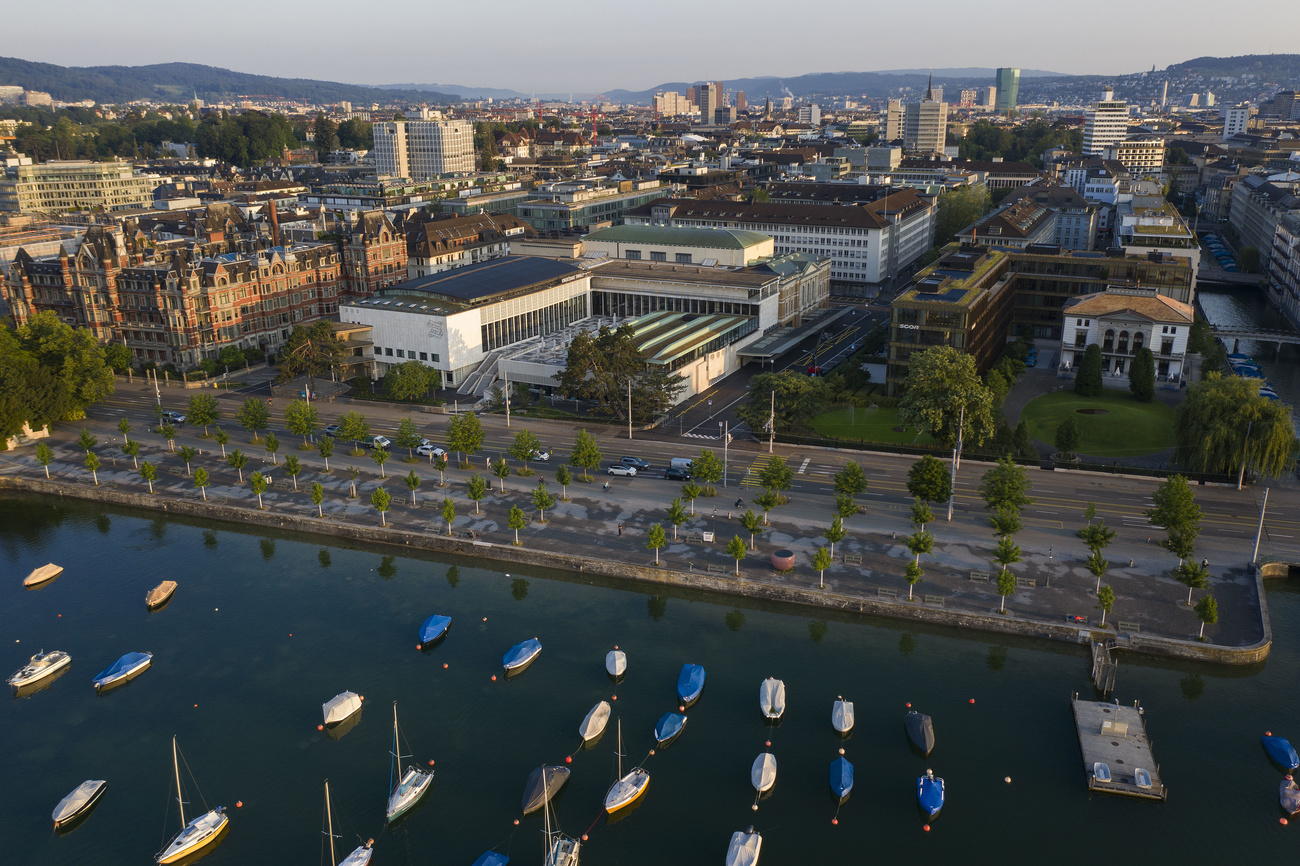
706,563,730,575
1117,621,1142,633
924,594,946,606
969,570,990,582
1016,577,1037,588
843,554,863,565
877,587,898,599
684,533,703,543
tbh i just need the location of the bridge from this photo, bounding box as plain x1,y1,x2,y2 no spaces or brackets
1209,325,1300,355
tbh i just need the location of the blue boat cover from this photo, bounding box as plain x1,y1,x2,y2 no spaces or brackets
418,615,452,643
830,756,854,798
94,652,150,684
655,712,687,744
503,638,542,669
1262,735,1300,770
917,773,944,816
677,663,706,703
471,852,509,866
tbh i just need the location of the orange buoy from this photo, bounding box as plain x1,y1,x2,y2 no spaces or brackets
491,675,497,681
649,749,656,756
831,818,838,825
614,645,619,649
906,702,911,707
565,756,572,764
317,725,323,731
1267,731,1274,736
611,695,617,701
428,759,435,766
678,705,685,712
443,663,449,669
581,834,588,842
193,704,198,708
838,748,845,756
923,824,930,832
969,698,975,704
236,801,243,808
513,819,520,826
1282,818,1290,826
765,741,771,747
483,617,487,622
417,644,422,650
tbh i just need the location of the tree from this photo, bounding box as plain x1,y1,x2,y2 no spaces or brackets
911,498,935,531
933,184,992,245
1195,594,1218,639
214,429,229,457
433,454,448,486
1054,416,1081,455
187,393,220,435
35,442,53,478
284,400,319,446
758,457,794,493
812,545,833,588
264,431,279,465
278,320,344,396
569,429,602,480
995,566,1017,613
440,497,456,536
122,439,140,469
118,417,132,443
556,464,572,500
1078,519,1116,555
693,448,724,486
250,471,268,508
1147,475,1202,563
12,311,115,422
317,435,334,471
492,458,510,492
446,411,484,465
336,411,369,451
371,486,392,526
178,445,196,476
979,456,1034,514
347,466,360,499
140,461,158,494
236,397,270,442
310,481,324,516
105,342,132,373
283,454,301,490
371,446,390,479
824,514,847,557
1175,373,1296,480
508,504,527,545
897,346,996,449
754,488,780,525
403,469,420,506
384,360,439,402
531,478,557,522
827,463,868,503
394,417,422,460
1174,559,1209,606
1129,346,1155,403
467,473,487,513
665,497,688,540
727,534,747,575
1074,344,1103,397
740,508,763,549
834,492,859,518
904,560,924,600
644,523,666,564
907,455,951,503
85,450,101,485
194,467,209,501
313,111,338,157
509,428,542,472
227,449,248,483
990,506,1022,539
1097,584,1115,627
158,422,176,453
993,535,1022,612
78,427,97,452
735,371,830,435
555,324,686,422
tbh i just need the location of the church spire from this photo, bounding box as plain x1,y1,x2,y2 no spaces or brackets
927,71,933,101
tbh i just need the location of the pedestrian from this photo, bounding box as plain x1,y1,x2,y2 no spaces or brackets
1202,558,1209,569
735,497,743,508
618,523,623,536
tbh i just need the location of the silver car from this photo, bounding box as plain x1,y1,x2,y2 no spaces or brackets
607,464,637,477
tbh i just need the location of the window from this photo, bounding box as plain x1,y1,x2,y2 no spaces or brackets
431,354,440,362
625,249,641,260
675,253,692,264
650,251,667,262
419,351,428,361
385,347,394,356
396,349,404,358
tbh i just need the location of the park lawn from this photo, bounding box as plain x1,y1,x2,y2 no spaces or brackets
809,406,938,446
1020,390,1176,457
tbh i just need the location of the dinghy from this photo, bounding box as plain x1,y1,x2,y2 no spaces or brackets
93,651,152,692
52,780,107,830
156,737,228,863
1133,767,1152,789
1281,777,1300,816
677,663,706,705
580,701,612,744
418,614,452,645
829,756,854,802
726,826,762,866
654,712,687,746
8,649,71,690
606,648,627,677
604,719,650,813
1263,735,1300,770
472,852,510,866
323,692,363,727
323,780,373,866
23,562,62,587
146,580,178,610
905,710,935,757
385,702,433,823
831,696,854,734
751,753,777,794
917,769,944,817
502,638,542,673
521,765,570,815
1093,762,1112,783
758,678,785,720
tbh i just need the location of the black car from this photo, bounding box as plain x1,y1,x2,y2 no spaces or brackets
620,456,651,470
665,467,691,481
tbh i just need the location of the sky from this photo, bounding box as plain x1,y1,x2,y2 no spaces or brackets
7,0,1299,94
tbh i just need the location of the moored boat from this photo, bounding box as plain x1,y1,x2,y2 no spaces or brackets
23,562,62,588
93,651,152,692
385,702,433,823
917,769,944,817
323,691,363,727
1281,777,1300,816
502,638,542,673
1262,735,1300,770
1134,767,1152,789
323,780,373,866
677,663,706,705
521,765,570,815
725,826,762,866
905,710,935,757
751,753,777,794
580,701,612,744
156,737,228,864
52,780,107,830
8,649,71,690
146,580,178,610
758,678,785,720
830,756,854,802
418,614,451,646
606,648,627,678
654,712,687,746
472,852,510,866
1093,762,1112,783
543,792,579,866
604,719,650,813
831,697,854,734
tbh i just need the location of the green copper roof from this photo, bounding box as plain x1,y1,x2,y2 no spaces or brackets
584,225,772,250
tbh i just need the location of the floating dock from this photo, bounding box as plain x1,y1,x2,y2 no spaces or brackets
1071,695,1167,801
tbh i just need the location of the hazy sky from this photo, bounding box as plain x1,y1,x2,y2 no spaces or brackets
8,0,1299,93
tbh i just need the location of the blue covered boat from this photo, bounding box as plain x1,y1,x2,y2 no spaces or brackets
830,756,854,802
92,651,152,691
677,663,706,705
654,712,687,746
502,638,542,672
1262,735,1300,770
471,850,509,866
917,769,944,817
418,614,451,645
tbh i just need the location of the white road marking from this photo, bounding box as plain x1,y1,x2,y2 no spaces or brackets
797,458,810,475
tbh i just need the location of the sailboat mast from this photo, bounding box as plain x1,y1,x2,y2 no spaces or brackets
392,701,400,775
616,718,623,779
172,735,185,827
325,780,337,866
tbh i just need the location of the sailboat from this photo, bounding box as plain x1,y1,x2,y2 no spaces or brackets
543,788,580,866
385,702,433,823
323,780,373,866
603,719,649,813
155,736,228,864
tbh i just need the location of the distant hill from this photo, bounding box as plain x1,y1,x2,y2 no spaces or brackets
380,82,543,101
0,57,459,105
1165,54,1300,81
875,67,1071,78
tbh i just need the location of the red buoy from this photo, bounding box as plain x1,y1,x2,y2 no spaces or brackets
565,756,572,764
581,834,589,842
513,819,520,826
491,675,497,681
428,759,435,766
1282,818,1290,826
443,663,449,669
678,705,685,712
317,725,323,731
906,702,911,707
236,801,243,809
611,695,618,701
765,740,771,747
923,824,930,832
832,818,838,825
1267,731,1274,737
969,698,975,704
416,644,422,651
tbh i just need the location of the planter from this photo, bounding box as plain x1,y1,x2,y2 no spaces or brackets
771,549,796,571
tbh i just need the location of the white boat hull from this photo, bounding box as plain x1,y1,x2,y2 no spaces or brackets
9,650,71,689
606,649,627,677
156,808,227,863
751,753,777,793
323,691,363,726
604,768,649,812
341,842,374,866
387,767,433,822
726,829,762,866
759,678,785,719
832,698,854,734
579,700,611,743
52,780,107,827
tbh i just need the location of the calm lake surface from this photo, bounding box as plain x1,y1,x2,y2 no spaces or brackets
4,493,1300,864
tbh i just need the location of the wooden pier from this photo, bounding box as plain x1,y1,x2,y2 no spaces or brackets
1071,695,1167,801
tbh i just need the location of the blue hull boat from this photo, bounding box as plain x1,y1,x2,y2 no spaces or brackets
471,852,509,866
677,663,706,705
830,756,854,802
92,651,152,691
917,770,944,817
1263,735,1300,770
654,712,687,746
418,614,451,645
502,638,542,672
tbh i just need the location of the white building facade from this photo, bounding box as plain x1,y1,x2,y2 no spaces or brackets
1059,289,1193,382
373,120,475,180
1083,88,1129,156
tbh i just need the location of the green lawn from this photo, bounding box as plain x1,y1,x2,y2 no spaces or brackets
1020,390,1175,457
809,406,938,446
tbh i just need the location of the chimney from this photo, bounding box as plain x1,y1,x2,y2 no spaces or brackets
268,202,281,247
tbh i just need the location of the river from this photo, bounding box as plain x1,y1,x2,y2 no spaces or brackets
5,494,1300,864
1198,283,1300,421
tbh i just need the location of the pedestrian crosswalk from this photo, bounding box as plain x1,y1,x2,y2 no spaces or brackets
740,455,777,489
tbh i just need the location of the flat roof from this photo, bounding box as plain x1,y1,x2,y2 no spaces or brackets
583,225,772,250
381,256,586,304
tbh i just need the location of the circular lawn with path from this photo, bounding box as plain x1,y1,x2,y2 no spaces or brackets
1019,390,1176,458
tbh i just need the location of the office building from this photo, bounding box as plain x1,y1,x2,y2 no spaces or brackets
1101,138,1166,176
373,119,475,180
736,91,747,112
1223,106,1251,140
959,90,978,108
995,68,1020,112
0,156,160,214
798,104,821,126
696,82,723,125
903,78,947,155
1083,87,1129,156
983,87,997,109
884,99,904,143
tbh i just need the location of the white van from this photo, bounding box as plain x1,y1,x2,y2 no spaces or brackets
669,457,693,471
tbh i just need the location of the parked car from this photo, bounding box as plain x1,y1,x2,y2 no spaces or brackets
324,424,341,437
416,444,447,459
619,456,651,470
665,467,691,481
530,449,552,462
160,411,186,424
608,464,638,477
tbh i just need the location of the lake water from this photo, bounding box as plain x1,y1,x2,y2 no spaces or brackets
6,494,1300,865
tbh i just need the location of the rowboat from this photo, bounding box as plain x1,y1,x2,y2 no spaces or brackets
917,769,944,817
606,648,627,677
830,756,854,802
93,652,152,692
418,614,451,646
751,753,777,794
1093,762,1112,783
1134,767,1152,789
580,701,612,744
758,678,785,720
146,580,178,610
8,649,71,690
52,780,107,830
905,710,935,757
1263,735,1300,770
832,697,854,734
654,712,687,746
1281,777,1300,816
24,563,62,587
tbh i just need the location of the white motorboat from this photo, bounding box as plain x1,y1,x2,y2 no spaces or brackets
52,780,107,829
155,736,228,863
758,678,785,720
24,562,63,587
751,753,777,794
726,826,762,866
324,780,373,866
579,700,612,744
323,691,363,727
606,648,627,677
831,696,854,734
8,649,71,690
603,719,650,813
386,702,433,823
146,580,178,610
